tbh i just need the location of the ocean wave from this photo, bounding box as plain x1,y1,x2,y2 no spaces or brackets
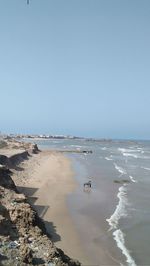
114,163,127,176
70,145,82,148
118,148,139,153
51,141,61,144
138,148,145,154
106,185,128,231
135,155,150,159
118,148,127,153
123,153,150,159
119,148,142,153
106,184,136,265
113,229,137,266
101,147,107,150
105,157,113,161
123,153,138,159
118,148,148,160
141,167,150,171
129,176,137,183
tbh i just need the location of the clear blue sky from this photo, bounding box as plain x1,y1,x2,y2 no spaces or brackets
0,0,150,139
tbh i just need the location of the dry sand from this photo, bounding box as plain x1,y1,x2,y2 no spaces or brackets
13,150,90,265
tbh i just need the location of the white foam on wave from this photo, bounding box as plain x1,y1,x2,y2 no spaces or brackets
123,153,138,159
106,185,128,231
52,141,61,144
118,148,127,153
76,148,81,151
123,152,148,159
119,148,148,160
113,229,137,266
129,176,137,183
114,163,127,176
119,147,142,154
118,148,138,153
105,157,113,161
70,145,82,148
141,167,150,171
101,147,107,150
137,148,145,154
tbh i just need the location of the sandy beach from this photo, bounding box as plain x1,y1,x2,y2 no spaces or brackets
12,150,90,265
0,139,123,265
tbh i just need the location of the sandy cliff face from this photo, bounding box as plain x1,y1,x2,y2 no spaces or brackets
0,142,80,266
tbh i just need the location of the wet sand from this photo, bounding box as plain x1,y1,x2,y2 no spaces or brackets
67,156,123,266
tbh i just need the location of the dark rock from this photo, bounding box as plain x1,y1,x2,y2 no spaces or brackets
114,179,130,184
82,150,93,154
31,144,40,154
0,155,9,166
10,151,30,166
0,167,16,190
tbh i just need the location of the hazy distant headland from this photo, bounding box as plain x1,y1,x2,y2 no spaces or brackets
0,133,142,144
0,133,113,142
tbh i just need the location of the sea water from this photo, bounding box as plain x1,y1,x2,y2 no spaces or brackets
24,138,150,265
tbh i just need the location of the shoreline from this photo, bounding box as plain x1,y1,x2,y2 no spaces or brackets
13,150,90,265
0,140,81,265
0,138,123,265
12,147,121,265
67,155,123,266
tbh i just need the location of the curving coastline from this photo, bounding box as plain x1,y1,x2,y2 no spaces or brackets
0,139,81,265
